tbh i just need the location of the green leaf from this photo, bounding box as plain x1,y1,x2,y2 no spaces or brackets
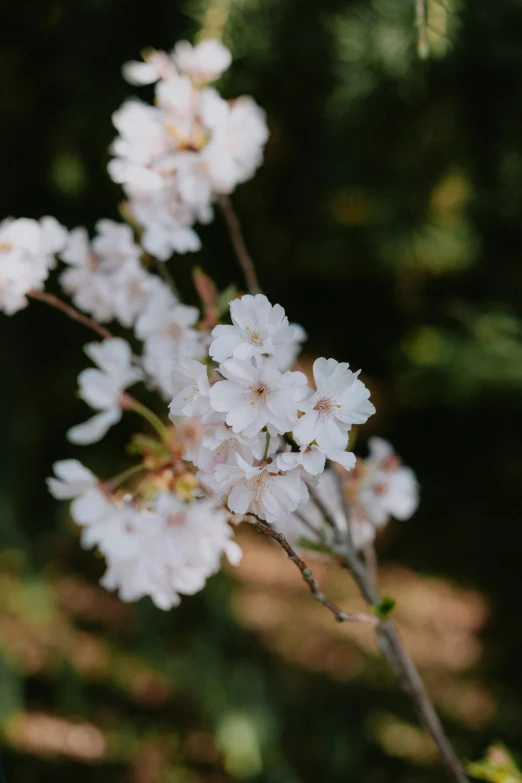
372,596,396,620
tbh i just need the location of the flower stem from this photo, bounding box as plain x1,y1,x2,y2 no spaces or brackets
218,194,262,295
308,485,469,783
29,290,113,340
263,431,271,459
104,463,146,492
121,394,167,439
245,514,377,627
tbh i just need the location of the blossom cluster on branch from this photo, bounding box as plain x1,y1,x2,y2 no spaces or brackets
110,39,269,259
0,37,418,612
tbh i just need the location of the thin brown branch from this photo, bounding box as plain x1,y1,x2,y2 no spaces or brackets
30,290,161,391
245,514,376,627
308,484,469,783
218,195,262,295
363,541,379,590
29,290,113,340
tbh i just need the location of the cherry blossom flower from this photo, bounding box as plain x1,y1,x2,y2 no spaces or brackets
275,322,307,371
122,50,177,86
47,459,98,500
294,358,375,465
108,101,168,187
169,359,215,421
60,220,166,326
214,455,307,523
191,424,264,474
350,437,419,529
136,295,205,398
67,339,142,445
209,294,296,363
275,445,327,478
109,45,268,259
278,440,419,552
173,39,232,84
209,355,309,437
100,493,241,610
47,460,113,549
203,97,269,192
130,186,203,259
0,216,67,314
122,39,231,88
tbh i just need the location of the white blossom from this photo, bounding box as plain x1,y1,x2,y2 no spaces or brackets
0,216,67,314
136,295,205,398
100,493,241,610
67,339,142,445
173,39,232,83
203,97,269,192
278,439,419,552
130,186,203,259
214,455,307,523
123,40,231,89
209,355,309,437
351,438,419,529
122,50,176,86
191,424,264,474
294,357,375,467
47,459,98,500
47,459,113,549
109,101,169,186
109,43,268,258
209,294,296,363
169,359,215,421
275,322,307,371
275,445,326,478
60,220,166,327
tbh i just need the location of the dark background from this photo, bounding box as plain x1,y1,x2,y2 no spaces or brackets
1,0,521,780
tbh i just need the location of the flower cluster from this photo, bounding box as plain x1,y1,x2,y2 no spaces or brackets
67,338,142,445
169,293,376,524
109,39,269,259
60,219,166,327
48,460,241,610
276,438,419,551
0,35,419,614
0,216,67,314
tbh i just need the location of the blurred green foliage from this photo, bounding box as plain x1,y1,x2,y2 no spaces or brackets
1,0,522,780
468,745,522,783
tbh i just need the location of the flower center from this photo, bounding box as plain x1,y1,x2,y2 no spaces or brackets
314,397,334,418
381,455,401,471
216,437,235,457
0,242,13,253
167,323,183,339
249,470,270,504
167,512,186,527
178,418,204,448
183,385,199,402
244,325,266,345
248,382,270,406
